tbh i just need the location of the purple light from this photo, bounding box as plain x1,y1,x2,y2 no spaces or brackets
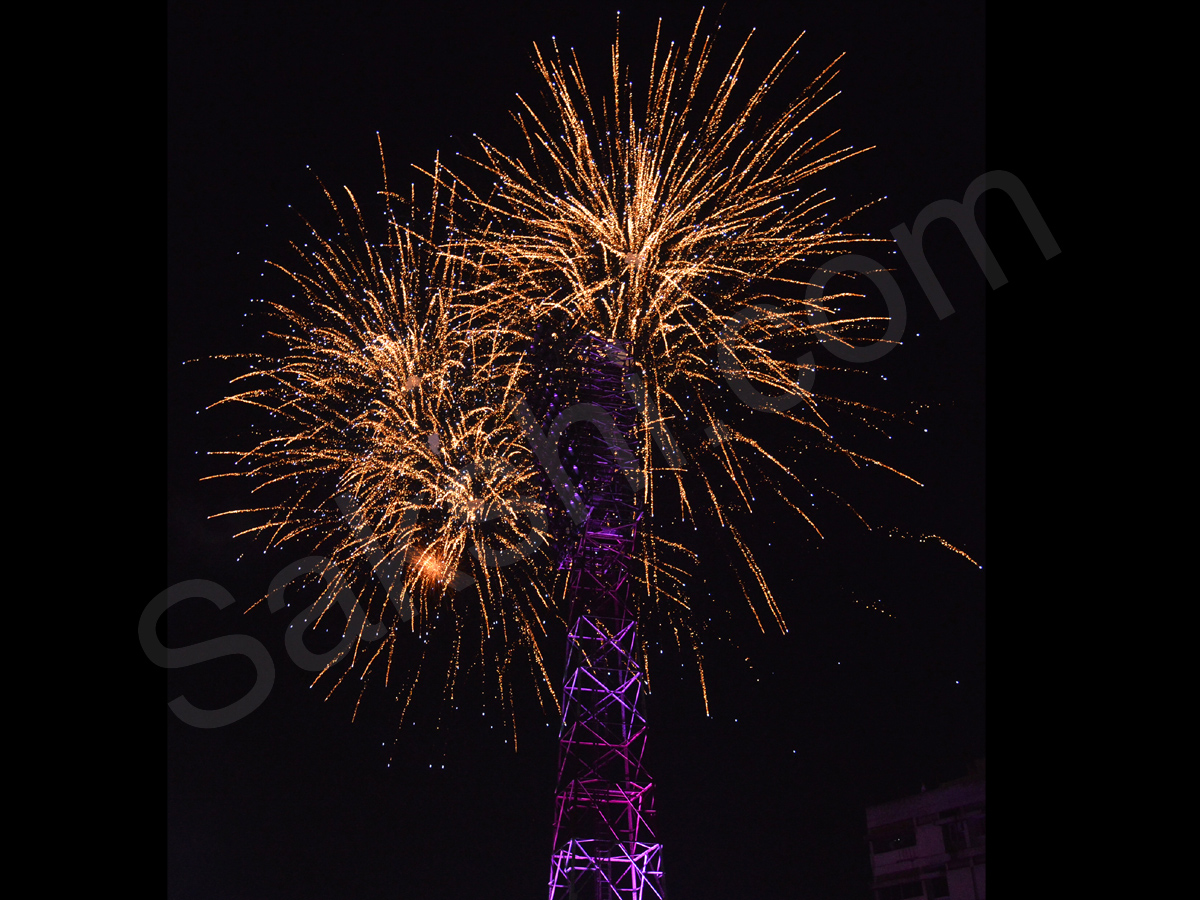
537,334,665,899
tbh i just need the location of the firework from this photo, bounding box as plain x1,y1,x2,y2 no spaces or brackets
206,12,952,731
208,146,559,723
463,11,901,653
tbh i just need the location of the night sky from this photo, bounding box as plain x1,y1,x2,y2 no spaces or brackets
165,2,1053,897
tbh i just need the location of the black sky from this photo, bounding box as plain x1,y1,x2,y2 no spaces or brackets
164,1,1048,896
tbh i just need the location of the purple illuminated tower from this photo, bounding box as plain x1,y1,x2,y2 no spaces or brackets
526,331,666,900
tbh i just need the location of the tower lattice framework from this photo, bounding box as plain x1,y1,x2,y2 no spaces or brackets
530,332,666,900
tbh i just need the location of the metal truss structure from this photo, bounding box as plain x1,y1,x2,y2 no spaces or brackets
529,332,666,900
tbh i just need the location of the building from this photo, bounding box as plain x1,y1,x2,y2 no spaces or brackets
865,760,986,900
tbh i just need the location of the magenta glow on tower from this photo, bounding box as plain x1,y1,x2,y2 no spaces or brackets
526,330,665,900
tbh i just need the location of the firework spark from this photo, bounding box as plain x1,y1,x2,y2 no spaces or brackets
462,12,905,654
206,14,970,732
207,146,560,724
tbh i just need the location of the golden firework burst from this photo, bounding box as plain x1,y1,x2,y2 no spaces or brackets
208,146,560,726
462,12,903,656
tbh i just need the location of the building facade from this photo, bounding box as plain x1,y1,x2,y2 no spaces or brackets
865,761,986,900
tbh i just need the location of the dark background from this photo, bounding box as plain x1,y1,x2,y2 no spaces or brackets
165,1,1053,896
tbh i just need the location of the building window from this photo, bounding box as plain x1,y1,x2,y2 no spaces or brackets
943,820,968,852
969,814,986,844
942,814,986,852
878,881,924,900
870,819,917,854
924,875,950,898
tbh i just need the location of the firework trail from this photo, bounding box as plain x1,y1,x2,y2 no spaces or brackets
461,11,908,675
208,145,560,725
206,13,969,730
